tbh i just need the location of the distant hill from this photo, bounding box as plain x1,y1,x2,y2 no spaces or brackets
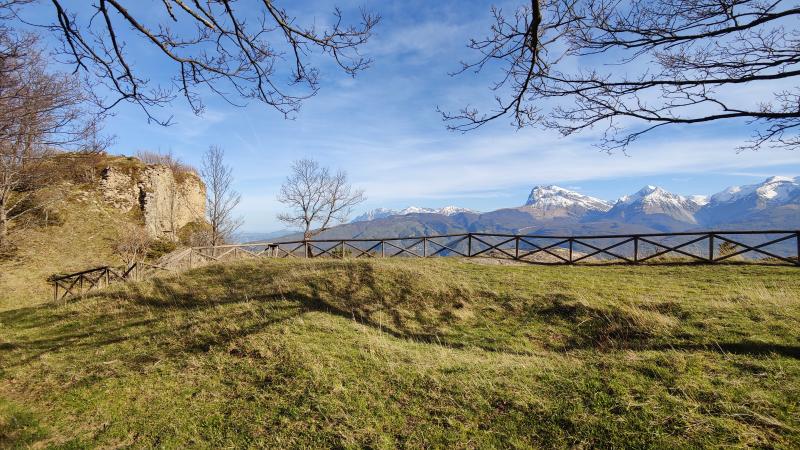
274,176,799,240
234,230,294,243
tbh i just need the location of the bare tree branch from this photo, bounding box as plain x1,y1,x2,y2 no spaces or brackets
4,0,379,125
0,29,103,247
444,0,800,152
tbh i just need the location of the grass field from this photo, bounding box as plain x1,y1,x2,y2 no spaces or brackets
0,186,129,312
1,258,799,448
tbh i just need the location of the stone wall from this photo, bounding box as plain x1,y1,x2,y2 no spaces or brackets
99,164,206,238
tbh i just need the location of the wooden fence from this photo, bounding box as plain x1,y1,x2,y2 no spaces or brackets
49,261,174,301
50,230,800,301
192,230,800,266
50,265,134,302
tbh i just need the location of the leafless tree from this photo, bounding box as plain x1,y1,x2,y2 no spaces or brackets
2,0,379,125
443,0,800,152
277,159,365,243
201,145,242,246
113,223,152,267
0,29,102,247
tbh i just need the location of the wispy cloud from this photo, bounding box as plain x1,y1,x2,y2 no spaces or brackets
84,0,800,231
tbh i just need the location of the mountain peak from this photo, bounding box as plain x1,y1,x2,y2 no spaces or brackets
765,175,795,184
640,185,659,193
710,176,799,204
352,205,477,223
612,185,703,223
524,185,611,218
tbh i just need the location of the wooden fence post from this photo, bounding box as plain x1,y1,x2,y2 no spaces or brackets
53,282,58,302
708,233,715,262
568,238,574,264
514,236,519,260
423,238,428,257
467,233,472,257
633,236,639,263
381,241,385,258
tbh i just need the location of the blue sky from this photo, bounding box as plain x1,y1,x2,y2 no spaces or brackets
23,1,800,231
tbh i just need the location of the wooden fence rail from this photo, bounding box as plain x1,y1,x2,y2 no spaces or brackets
192,230,800,266
49,264,137,302
50,230,800,301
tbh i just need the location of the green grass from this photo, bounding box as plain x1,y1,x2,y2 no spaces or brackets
0,185,130,312
1,258,799,448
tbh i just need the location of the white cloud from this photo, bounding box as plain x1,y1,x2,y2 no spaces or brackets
342,130,799,201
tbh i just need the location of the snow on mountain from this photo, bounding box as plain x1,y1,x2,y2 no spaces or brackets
398,206,437,215
688,195,709,206
350,207,398,222
351,205,477,223
698,176,800,226
609,185,704,224
522,185,612,218
437,206,476,216
349,177,797,229
709,176,798,205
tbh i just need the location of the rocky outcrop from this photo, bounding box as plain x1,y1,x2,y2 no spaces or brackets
99,164,206,238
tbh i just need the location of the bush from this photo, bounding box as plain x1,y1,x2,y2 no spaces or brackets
147,237,178,260
136,149,197,178
113,224,152,266
49,151,110,184
178,220,213,247
718,241,739,258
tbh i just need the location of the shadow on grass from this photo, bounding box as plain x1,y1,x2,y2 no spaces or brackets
1,260,798,379
0,265,309,370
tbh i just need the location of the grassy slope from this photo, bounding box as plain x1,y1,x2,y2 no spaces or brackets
1,258,799,448
0,186,129,311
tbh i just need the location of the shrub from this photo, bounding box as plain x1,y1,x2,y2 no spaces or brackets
136,149,197,177
113,224,152,267
178,220,213,247
718,241,739,258
147,237,178,260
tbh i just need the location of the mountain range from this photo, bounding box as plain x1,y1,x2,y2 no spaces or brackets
269,176,798,241
351,206,476,222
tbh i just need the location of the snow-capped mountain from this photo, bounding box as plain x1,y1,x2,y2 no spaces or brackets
698,176,799,226
709,176,798,205
350,207,397,222
522,185,612,218
340,176,797,237
351,205,477,223
606,185,706,224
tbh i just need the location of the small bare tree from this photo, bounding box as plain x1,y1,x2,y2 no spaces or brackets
200,145,242,246
113,223,152,268
277,159,365,243
0,30,102,248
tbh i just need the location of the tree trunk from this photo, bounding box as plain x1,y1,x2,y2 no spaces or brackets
304,227,312,258
0,195,7,247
